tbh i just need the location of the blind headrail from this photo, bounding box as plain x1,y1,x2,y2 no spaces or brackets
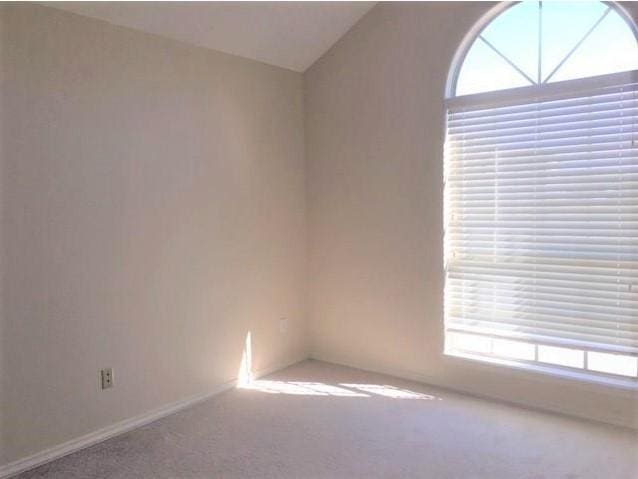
446,69,638,111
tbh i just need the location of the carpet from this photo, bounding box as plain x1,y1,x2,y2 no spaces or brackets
14,360,638,478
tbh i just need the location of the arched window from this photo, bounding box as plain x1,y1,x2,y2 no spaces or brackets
444,2,638,384
453,1,638,96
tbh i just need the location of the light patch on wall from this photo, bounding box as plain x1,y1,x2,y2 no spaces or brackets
237,331,253,387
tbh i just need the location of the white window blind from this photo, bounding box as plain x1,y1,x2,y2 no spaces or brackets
444,72,638,380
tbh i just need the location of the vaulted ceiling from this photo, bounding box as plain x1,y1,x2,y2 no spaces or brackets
46,2,376,72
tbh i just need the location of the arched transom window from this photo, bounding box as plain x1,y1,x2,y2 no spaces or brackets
444,1,638,384
454,1,638,96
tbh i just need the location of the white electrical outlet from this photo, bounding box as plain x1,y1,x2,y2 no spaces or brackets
279,317,288,334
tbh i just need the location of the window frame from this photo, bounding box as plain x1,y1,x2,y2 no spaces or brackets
445,1,638,100
443,1,638,388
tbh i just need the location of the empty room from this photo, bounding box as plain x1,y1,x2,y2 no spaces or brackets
0,1,637,477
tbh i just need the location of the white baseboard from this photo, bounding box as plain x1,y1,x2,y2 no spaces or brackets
310,352,438,388
0,355,309,479
309,351,638,431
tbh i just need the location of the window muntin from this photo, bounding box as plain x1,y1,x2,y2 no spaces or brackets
455,1,638,96
445,2,638,384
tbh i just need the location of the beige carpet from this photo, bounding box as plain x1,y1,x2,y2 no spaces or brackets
15,360,638,479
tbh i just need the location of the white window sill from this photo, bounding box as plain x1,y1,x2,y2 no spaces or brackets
446,349,638,392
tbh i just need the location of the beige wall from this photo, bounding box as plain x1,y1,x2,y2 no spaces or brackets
305,1,638,428
1,3,307,466
2,0,638,471
0,3,5,466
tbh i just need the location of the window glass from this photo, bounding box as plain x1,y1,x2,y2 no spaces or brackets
481,1,539,82
548,9,638,82
455,37,531,96
588,352,638,378
454,1,638,96
538,345,585,369
541,1,608,81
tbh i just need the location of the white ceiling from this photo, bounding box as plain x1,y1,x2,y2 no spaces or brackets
46,2,376,72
